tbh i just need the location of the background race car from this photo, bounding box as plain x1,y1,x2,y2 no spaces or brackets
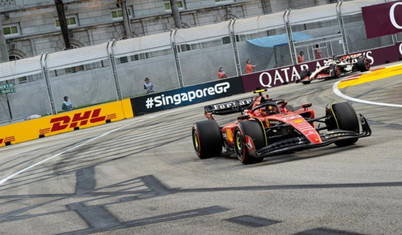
192,89,371,164
298,54,371,85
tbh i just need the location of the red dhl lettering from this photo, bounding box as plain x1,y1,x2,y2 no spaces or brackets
50,108,106,132
0,136,15,144
5,136,15,142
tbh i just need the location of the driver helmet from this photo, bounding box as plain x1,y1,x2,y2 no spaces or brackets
260,105,278,116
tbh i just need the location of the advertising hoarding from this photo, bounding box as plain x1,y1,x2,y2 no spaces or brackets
131,77,244,116
362,1,402,39
241,45,401,93
0,99,133,147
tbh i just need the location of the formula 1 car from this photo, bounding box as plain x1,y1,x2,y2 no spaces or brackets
298,53,371,84
192,89,371,164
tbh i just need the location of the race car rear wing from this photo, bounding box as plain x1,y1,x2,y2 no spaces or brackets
204,97,254,115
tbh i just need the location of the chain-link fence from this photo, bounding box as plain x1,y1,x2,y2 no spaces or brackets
0,0,398,125
173,21,238,86
233,13,289,73
112,32,179,97
0,0,15,8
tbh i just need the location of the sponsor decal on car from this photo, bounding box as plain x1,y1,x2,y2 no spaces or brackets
210,97,254,112
293,119,304,124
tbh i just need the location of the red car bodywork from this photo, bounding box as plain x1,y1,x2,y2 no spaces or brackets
192,89,371,164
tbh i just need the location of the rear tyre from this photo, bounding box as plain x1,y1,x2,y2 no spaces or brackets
300,70,310,79
356,58,370,72
299,70,311,84
234,121,265,164
192,120,222,159
330,64,341,78
326,102,359,146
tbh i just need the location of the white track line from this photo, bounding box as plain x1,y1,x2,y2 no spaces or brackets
333,80,402,108
0,105,203,187
0,121,134,186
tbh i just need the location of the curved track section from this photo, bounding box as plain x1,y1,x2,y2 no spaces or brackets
1,65,402,234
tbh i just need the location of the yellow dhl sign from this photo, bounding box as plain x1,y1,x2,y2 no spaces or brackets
0,99,133,147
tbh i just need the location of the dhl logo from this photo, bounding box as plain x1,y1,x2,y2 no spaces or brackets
0,136,16,144
49,108,106,132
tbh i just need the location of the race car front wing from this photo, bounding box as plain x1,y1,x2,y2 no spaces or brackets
255,114,372,158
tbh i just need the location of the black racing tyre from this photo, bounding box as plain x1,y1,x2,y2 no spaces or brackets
330,64,341,78
192,120,223,159
234,121,265,164
326,102,359,146
356,58,370,72
300,69,311,85
300,70,310,79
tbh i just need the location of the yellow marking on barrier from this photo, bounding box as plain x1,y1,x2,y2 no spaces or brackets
338,65,402,89
0,99,134,148
121,98,134,118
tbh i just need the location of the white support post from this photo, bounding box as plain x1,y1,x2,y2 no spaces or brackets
170,28,184,88
229,18,242,76
107,40,123,101
283,9,296,65
336,1,349,55
40,53,57,115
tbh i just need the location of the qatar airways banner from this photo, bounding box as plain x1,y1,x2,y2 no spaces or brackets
399,42,402,59
241,60,325,92
241,44,401,92
362,1,402,39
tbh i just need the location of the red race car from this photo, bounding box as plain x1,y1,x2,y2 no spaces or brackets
192,89,371,164
298,53,371,84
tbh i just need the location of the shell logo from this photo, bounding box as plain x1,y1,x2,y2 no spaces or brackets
226,128,233,142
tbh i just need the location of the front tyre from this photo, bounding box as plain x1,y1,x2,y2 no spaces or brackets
330,64,341,78
234,121,265,164
326,102,359,146
356,58,370,72
192,120,223,159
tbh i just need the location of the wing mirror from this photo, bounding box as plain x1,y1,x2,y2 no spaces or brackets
302,103,312,110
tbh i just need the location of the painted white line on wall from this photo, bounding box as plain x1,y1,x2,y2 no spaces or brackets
333,81,402,108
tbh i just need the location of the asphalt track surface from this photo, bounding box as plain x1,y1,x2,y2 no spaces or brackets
0,64,401,234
